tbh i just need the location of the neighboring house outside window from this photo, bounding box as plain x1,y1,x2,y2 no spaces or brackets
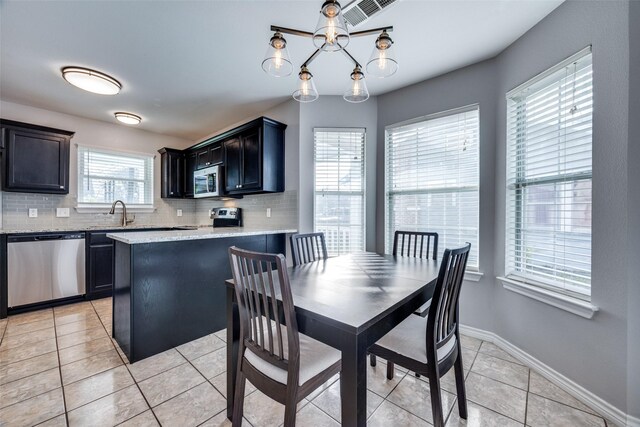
505,48,593,299
385,106,480,268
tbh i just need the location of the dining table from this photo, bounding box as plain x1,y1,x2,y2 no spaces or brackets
224,252,440,426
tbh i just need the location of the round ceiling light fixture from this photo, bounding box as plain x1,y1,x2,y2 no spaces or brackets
114,112,141,125
61,67,122,95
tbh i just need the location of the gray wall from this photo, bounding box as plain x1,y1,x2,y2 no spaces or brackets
298,96,378,252
377,0,633,414
376,59,499,333
627,0,640,419
494,0,630,411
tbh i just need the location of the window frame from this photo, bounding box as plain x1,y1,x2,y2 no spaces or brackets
313,127,366,256
384,104,480,269
76,145,155,211
504,46,593,301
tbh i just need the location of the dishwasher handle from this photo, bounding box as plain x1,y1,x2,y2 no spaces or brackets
34,235,64,241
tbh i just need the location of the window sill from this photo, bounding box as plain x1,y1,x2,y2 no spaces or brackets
465,270,484,282
497,276,598,319
75,205,156,214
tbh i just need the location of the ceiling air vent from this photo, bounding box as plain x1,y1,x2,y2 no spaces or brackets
342,0,399,27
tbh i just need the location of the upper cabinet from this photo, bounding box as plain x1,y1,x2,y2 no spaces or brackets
0,119,74,194
159,117,285,199
158,148,184,198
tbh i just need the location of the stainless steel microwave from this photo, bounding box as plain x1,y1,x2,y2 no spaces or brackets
194,165,222,198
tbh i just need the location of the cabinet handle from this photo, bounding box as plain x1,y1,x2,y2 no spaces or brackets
239,184,243,188
170,192,174,195
206,162,210,165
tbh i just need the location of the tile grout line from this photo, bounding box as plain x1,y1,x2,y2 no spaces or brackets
52,307,71,427
524,368,531,426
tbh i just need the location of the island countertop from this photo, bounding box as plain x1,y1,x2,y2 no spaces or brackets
107,227,298,244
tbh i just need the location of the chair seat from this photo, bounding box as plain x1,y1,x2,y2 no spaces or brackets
245,324,341,386
414,298,432,317
374,314,456,364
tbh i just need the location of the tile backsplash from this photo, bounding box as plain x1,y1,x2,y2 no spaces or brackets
0,190,298,231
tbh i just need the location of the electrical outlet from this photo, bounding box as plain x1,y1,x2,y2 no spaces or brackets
266,208,271,218
28,208,38,218
177,209,183,217
56,208,70,218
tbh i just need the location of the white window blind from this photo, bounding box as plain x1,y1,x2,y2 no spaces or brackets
78,146,154,207
314,128,365,256
385,106,480,267
506,48,592,299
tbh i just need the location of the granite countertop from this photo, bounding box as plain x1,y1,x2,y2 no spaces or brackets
0,224,199,234
107,227,298,244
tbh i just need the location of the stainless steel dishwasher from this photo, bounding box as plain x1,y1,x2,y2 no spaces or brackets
7,232,86,307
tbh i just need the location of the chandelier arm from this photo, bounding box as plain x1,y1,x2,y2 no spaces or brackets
270,25,314,38
302,48,324,67
349,26,394,37
338,46,362,68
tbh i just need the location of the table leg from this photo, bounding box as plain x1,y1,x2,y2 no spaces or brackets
226,287,239,420
340,334,368,426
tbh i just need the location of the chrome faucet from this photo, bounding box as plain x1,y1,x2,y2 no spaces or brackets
109,200,135,227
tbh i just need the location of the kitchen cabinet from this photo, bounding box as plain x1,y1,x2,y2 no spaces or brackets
195,142,223,169
0,119,74,194
184,151,197,198
86,233,114,300
159,148,184,198
223,118,285,195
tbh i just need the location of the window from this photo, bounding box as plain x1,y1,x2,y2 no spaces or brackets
77,146,154,207
314,128,365,256
505,48,592,299
385,106,480,267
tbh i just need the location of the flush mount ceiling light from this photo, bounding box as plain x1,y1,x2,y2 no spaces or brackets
262,0,396,103
61,67,121,95
114,112,141,125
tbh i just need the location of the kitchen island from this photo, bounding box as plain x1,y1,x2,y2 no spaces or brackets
107,227,296,363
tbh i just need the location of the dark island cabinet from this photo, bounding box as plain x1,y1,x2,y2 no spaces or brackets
159,148,184,198
86,232,115,300
1,119,74,194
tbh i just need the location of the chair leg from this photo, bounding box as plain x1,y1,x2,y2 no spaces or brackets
283,401,297,427
386,361,395,380
232,370,247,427
454,351,468,419
427,368,445,427
370,353,377,367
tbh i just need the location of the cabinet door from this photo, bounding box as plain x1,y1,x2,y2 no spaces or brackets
161,150,183,198
5,128,69,193
209,143,223,165
224,137,242,192
195,148,210,169
184,152,197,198
88,244,114,297
240,129,262,190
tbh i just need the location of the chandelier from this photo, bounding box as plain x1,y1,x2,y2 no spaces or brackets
261,0,397,103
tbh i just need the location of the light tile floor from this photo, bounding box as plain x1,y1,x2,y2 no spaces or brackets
0,298,614,427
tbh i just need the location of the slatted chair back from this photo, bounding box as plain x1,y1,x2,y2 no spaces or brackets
425,243,471,364
290,232,328,266
228,246,300,386
393,231,439,260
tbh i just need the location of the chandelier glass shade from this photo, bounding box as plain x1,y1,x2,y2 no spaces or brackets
261,32,293,77
263,0,396,103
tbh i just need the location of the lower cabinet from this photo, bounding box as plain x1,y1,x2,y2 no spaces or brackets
86,233,115,300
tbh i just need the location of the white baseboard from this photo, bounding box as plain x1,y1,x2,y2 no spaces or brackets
459,324,631,427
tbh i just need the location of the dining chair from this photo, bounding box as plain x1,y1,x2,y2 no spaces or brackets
290,232,328,266
370,230,439,369
368,243,471,427
228,246,341,427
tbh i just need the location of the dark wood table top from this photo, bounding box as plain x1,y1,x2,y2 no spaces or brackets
227,252,440,335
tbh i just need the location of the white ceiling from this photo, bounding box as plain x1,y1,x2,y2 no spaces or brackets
0,0,563,140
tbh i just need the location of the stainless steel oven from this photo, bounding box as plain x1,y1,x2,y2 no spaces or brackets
194,165,222,198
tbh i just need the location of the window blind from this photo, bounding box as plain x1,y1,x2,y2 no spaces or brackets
314,128,365,256
385,106,479,267
77,146,154,207
506,48,592,298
